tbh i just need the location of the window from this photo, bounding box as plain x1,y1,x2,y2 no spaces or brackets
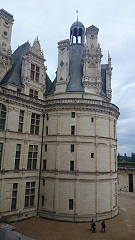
45,144,47,152
114,183,117,207
18,110,24,132
69,199,73,210
17,88,21,93
4,21,9,26
91,117,94,123
0,143,3,169
43,179,45,186
46,127,48,135
14,144,21,170
11,183,18,210
114,149,117,172
24,181,35,208
3,31,8,37
29,89,38,99
30,64,40,82
43,160,47,170
70,161,74,171
46,113,49,120
30,113,40,135
91,153,94,158
42,195,44,206
71,112,75,118
27,145,38,170
114,120,116,139
71,126,75,135
71,144,74,152
0,104,6,130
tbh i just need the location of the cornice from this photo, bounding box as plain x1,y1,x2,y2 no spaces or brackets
0,88,119,118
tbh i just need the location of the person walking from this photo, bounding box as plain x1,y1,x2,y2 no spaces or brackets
101,220,106,232
92,221,96,233
90,218,94,231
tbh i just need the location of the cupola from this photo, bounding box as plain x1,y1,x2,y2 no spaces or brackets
70,21,85,46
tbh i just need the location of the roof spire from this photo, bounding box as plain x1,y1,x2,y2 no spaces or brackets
76,10,78,21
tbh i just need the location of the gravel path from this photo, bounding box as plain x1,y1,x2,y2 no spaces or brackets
12,192,135,240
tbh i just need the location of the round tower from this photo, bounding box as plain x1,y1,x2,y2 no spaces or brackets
40,20,120,222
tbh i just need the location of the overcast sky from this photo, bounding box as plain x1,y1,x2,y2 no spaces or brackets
1,0,135,156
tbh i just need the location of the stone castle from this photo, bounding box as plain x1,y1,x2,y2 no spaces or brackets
0,9,119,222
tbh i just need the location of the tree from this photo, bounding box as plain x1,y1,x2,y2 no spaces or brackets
118,153,121,161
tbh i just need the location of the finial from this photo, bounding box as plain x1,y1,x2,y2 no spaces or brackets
76,10,78,21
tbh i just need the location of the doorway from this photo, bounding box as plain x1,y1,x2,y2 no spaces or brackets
128,174,133,192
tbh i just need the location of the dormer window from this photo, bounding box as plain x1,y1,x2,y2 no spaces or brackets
29,89,38,99
30,64,40,82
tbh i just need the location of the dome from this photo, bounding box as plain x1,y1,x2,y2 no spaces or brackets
71,21,85,29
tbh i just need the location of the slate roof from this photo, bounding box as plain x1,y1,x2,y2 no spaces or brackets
66,44,84,92
101,64,108,95
44,75,56,96
45,63,108,96
0,40,108,97
0,42,30,87
71,21,85,29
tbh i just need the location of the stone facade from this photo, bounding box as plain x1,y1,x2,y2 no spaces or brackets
0,9,119,222
118,168,135,193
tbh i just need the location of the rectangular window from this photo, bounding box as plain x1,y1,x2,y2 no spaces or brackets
42,195,44,206
30,64,40,82
31,64,35,80
27,145,38,170
0,104,6,130
18,110,24,132
91,153,94,158
46,113,49,120
43,179,45,186
71,126,75,135
43,160,47,170
14,144,21,170
24,181,35,208
71,112,75,118
114,120,116,139
17,88,21,93
69,199,73,210
46,127,48,135
36,66,40,82
71,144,74,152
11,183,18,210
45,144,47,152
114,183,117,207
30,113,40,135
70,161,74,171
29,89,38,99
0,143,3,169
114,149,117,172
91,117,94,123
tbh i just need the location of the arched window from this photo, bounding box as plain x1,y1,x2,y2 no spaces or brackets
0,104,6,130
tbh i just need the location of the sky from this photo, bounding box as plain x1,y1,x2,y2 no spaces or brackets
1,0,135,156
